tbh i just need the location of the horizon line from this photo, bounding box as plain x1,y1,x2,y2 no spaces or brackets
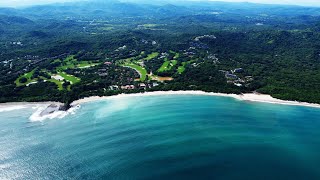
0,0,319,8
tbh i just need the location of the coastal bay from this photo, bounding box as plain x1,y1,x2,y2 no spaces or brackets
1,91,320,122
72,91,320,108
1,94,320,179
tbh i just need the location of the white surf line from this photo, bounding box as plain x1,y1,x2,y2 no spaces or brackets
71,91,320,109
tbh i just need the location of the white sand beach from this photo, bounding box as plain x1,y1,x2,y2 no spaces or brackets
0,91,319,122
1,92,320,116
71,91,320,108
238,93,320,108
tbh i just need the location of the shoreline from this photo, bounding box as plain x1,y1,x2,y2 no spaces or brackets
0,101,63,107
0,101,76,122
0,101,64,112
71,91,320,109
1,91,320,112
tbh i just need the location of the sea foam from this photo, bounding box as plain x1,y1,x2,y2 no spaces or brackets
0,105,28,112
29,105,80,122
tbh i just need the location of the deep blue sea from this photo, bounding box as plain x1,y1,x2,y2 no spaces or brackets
1,95,320,180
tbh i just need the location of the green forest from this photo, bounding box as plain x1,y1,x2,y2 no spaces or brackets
1,0,320,107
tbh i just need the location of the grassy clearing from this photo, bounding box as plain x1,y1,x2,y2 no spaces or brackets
77,61,91,68
123,63,147,81
58,72,81,84
171,60,177,66
37,74,63,90
170,50,180,59
65,55,75,61
56,55,100,71
178,62,186,74
177,60,197,74
119,56,139,64
158,60,178,72
47,79,64,90
77,61,100,68
143,52,159,61
120,51,157,64
119,52,159,81
15,69,37,86
158,61,170,72
174,53,180,59
56,55,77,71
58,64,74,71
53,59,62,63
177,66,185,74
41,71,80,90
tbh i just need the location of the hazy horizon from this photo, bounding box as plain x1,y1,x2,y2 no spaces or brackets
1,0,320,8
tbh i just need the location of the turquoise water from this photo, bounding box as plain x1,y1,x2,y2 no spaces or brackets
1,95,320,179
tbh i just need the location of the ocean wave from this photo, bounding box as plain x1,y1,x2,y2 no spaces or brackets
29,105,80,122
0,105,28,112
94,98,132,119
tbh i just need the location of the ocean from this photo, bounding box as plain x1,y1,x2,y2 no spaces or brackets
1,95,320,179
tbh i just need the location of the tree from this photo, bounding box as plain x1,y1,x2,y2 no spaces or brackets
19,77,28,83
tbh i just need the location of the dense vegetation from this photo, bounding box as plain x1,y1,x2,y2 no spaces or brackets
1,0,320,106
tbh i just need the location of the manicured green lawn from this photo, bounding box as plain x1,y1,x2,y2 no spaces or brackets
143,52,159,61
158,61,170,72
15,56,84,90
56,55,100,70
77,61,91,68
56,56,76,70
58,72,81,84
123,63,147,81
177,60,197,74
77,61,100,68
15,69,37,86
119,52,158,81
57,64,74,71
169,50,180,59
65,55,75,61
39,74,64,91
158,60,177,72
43,71,79,90
177,66,185,74
171,60,177,66
53,59,62,63
120,56,138,64
178,63,186,74
47,79,64,90
173,53,180,59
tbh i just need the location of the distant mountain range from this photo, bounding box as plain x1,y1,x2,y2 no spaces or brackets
0,0,319,20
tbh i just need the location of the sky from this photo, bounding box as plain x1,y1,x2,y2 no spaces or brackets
0,0,320,7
